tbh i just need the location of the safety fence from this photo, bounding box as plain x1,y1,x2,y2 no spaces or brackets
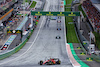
74,20,88,55
74,18,89,54
0,0,46,60
0,30,33,60
91,54,100,62
81,5,100,62
0,16,28,51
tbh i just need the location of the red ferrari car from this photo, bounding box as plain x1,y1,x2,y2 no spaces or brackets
39,58,61,65
57,20,61,23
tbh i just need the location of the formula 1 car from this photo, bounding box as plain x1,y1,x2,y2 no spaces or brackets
58,16,61,19
56,36,61,39
57,28,61,30
39,58,61,65
50,16,57,20
57,20,61,23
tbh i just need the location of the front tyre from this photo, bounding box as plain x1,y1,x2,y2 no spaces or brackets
40,60,43,65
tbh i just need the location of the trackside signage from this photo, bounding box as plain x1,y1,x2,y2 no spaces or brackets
31,11,80,16
7,30,22,34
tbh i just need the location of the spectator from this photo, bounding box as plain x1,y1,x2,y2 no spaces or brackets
82,0,100,32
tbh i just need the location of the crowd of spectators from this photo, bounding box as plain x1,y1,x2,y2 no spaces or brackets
82,0,100,32
2,13,22,29
0,12,23,40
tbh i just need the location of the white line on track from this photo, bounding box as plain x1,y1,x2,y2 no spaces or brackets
0,16,45,65
0,0,49,65
26,42,33,43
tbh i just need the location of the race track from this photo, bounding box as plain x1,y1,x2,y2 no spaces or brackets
0,0,73,67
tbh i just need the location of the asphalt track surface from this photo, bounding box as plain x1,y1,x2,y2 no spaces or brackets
0,0,73,67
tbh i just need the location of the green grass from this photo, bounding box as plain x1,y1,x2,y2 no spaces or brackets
22,0,31,4
64,5,71,12
65,0,79,43
12,0,15,2
65,16,79,43
30,1,37,8
93,32,100,49
66,5,71,7
25,0,28,2
25,0,31,3
66,0,72,4
78,4,86,17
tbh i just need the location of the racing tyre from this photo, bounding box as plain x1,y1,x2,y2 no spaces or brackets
40,60,43,65
57,60,61,64
57,28,61,30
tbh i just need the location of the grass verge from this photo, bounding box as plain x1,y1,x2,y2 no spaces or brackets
93,32,100,49
65,0,79,43
30,1,37,8
66,0,72,4
78,4,86,17
26,0,29,2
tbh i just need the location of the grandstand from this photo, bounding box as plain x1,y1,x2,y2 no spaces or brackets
0,0,18,49
82,0,100,33
0,0,18,26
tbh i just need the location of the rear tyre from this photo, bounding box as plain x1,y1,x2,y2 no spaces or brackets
57,60,61,64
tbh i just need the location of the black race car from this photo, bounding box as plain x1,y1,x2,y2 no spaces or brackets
57,28,61,30
56,36,61,39
39,58,61,65
57,20,61,23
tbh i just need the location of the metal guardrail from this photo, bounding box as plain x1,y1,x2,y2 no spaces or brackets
0,37,28,60
74,21,88,55
0,30,33,60
0,0,46,60
91,54,100,62
72,7,88,54
73,14,88,55
0,16,28,51
74,20,89,53
81,5,100,62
